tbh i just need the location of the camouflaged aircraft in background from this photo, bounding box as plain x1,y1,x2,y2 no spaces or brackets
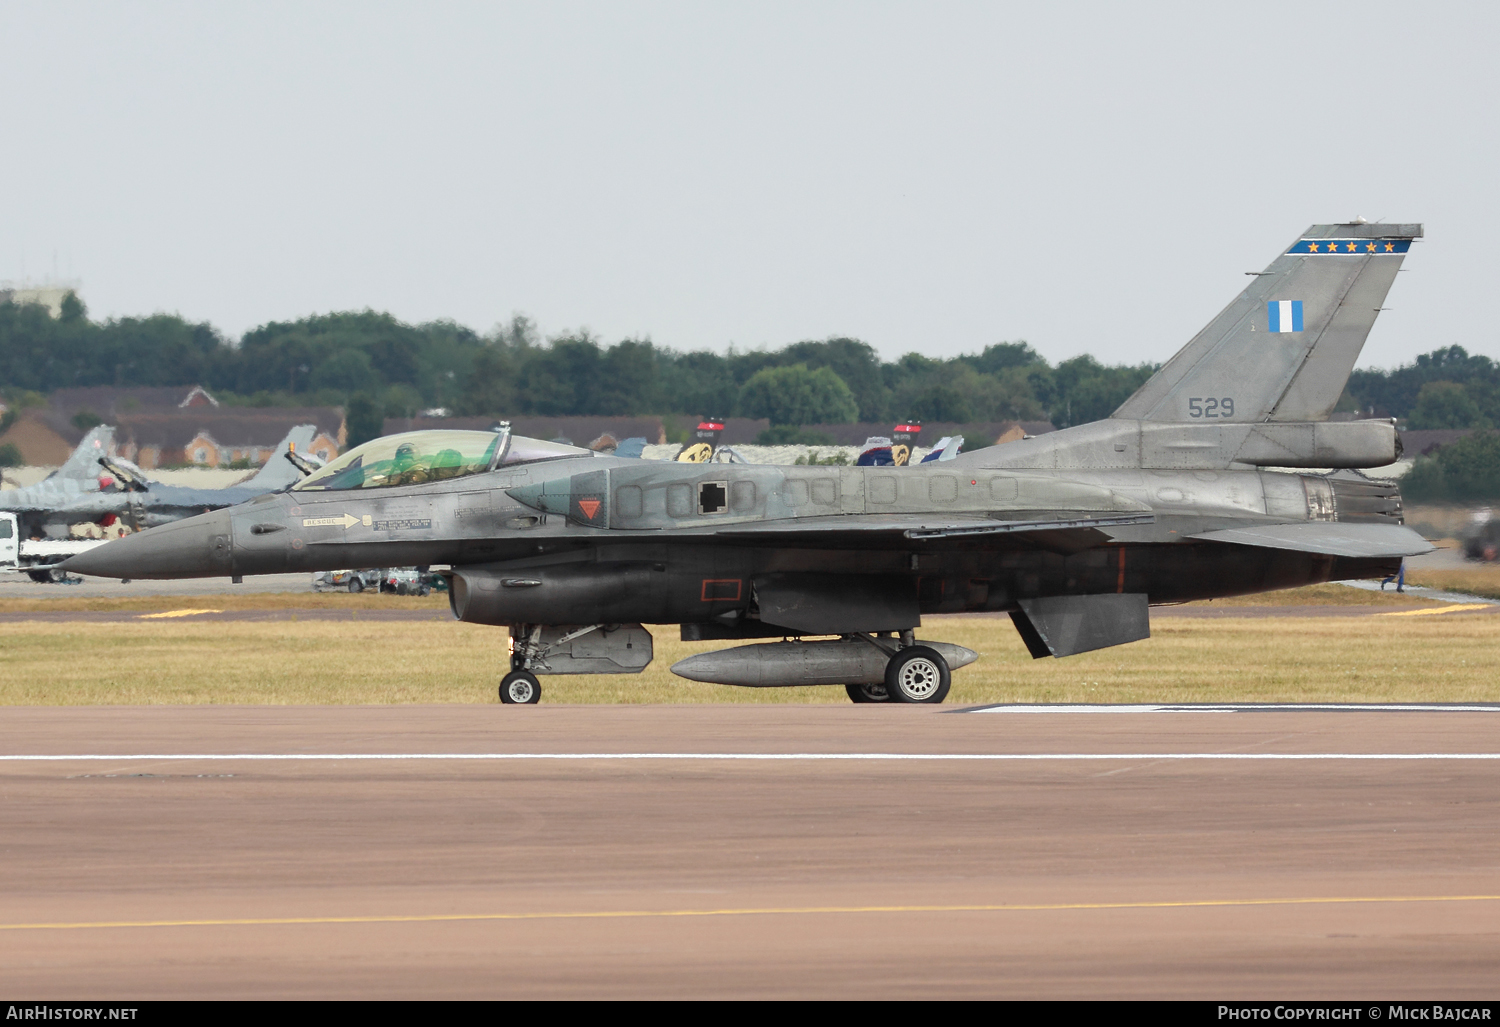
65,221,1432,704
0,426,119,539
1,424,315,539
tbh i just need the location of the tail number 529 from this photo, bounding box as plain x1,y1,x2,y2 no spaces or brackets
1187,397,1234,418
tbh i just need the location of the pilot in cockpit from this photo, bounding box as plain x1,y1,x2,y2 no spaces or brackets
389,442,424,486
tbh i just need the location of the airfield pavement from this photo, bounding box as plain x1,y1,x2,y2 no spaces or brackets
3,704,1500,999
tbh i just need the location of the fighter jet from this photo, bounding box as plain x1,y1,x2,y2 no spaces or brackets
4,425,316,538
0,425,123,538
65,222,1431,706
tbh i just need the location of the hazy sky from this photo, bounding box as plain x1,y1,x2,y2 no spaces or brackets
2,2,1496,370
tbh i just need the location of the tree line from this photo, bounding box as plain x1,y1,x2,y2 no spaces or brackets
0,296,1156,435
4,292,1500,447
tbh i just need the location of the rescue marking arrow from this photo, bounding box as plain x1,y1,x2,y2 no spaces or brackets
301,514,360,529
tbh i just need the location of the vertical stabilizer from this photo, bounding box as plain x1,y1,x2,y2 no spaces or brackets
50,425,115,480
1114,223,1421,423
241,425,317,491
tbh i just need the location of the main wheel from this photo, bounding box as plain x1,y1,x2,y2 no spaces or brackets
347,577,363,593
845,682,891,703
499,670,541,704
884,646,951,704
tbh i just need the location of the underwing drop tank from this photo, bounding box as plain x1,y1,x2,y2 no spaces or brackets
670,637,978,688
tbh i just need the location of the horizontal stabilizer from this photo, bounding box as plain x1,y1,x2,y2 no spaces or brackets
1190,522,1433,558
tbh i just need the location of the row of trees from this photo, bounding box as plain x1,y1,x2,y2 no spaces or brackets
0,297,1156,430
1401,431,1500,503
1346,345,1500,430
2,292,1497,434
453,318,1156,430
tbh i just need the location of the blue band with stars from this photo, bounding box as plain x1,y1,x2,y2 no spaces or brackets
1288,239,1411,255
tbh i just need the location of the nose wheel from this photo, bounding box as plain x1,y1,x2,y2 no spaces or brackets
499,670,541,704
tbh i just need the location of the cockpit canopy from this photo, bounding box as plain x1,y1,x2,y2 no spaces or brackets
292,430,591,491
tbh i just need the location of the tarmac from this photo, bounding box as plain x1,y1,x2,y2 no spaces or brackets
3,704,1499,999
0,571,319,598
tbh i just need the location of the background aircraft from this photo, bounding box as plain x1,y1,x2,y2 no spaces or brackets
3,425,315,538
0,425,121,538
66,222,1430,705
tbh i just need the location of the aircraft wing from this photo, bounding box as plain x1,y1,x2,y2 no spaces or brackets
663,512,1156,553
710,512,1154,540
1189,522,1434,558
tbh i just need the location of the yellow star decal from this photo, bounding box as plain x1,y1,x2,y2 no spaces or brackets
1346,242,1358,252
1307,242,1319,252
1384,242,1395,252
1367,242,1377,252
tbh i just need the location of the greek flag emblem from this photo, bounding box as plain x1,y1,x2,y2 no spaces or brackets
1267,300,1303,333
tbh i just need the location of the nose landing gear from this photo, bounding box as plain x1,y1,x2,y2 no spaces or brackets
499,669,541,704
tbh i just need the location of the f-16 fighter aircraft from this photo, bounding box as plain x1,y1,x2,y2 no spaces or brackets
65,222,1432,705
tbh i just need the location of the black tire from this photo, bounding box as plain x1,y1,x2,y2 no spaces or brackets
26,570,51,584
845,682,892,703
499,670,541,704
884,646,951,704
396,582,409,596
347,577,363,593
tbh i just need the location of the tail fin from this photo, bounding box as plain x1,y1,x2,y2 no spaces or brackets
241,425,317,491
1114,222,1421,423
50,425,115,480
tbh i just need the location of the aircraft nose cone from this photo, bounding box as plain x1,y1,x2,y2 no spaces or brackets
61,509,235,579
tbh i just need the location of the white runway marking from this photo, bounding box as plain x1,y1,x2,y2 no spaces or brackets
5,752,1500,762
968,703,1500,714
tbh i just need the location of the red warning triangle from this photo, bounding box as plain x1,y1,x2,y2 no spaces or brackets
577,498,601,520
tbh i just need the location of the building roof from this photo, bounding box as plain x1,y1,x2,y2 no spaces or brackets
1399,428,1478,458
49,385,219,419
116,409,345,450
0,411,74,466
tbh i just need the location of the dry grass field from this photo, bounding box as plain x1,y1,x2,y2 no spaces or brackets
1406,566,1500,600
1,594,1496,706
0,592,455,615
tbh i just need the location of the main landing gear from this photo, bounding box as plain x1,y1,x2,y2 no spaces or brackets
846,634,952,704
883,645,951,703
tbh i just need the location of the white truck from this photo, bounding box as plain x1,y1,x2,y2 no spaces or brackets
0,512,108,583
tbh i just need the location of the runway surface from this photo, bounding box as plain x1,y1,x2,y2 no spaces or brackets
3,705,1499,999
